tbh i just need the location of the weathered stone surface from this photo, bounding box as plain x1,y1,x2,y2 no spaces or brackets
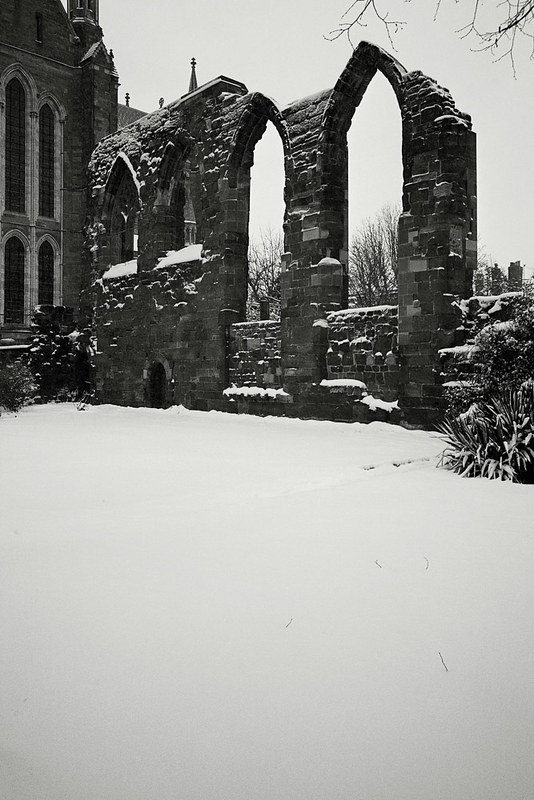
87,41,476,426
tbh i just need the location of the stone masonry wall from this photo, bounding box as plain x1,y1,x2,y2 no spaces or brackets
87,41,476,426
227,321,282,390
93,260,207,407
326,305,400,400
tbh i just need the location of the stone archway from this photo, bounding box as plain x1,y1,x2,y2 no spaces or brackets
281,41,477,420
149,362,167,408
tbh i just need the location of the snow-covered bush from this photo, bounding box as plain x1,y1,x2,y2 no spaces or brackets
439,381,534,482
475,297,534,392
28,307,94,402
444,288,534,416
0,360,37,412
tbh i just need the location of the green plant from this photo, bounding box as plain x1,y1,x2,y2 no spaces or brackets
439,381,534,482
0,360,38,412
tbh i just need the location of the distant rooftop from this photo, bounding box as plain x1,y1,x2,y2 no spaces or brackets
117,103,147,129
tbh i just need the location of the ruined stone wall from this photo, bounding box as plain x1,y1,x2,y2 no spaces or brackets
89,79,289,408
227,321,282,390
87,41,476,426
326,306,400,400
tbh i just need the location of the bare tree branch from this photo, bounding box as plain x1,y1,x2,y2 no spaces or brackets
348,203,399,307
328,1,534,72
247,227,283,320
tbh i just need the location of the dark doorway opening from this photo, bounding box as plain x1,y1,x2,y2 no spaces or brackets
149,362,167,408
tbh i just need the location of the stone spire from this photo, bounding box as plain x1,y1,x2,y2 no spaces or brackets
188,58,198,93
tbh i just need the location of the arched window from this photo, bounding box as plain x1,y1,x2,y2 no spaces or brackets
104,157,140,265
39,104,55,218
38,241,54,305
4,238,25,324
5,79,26,213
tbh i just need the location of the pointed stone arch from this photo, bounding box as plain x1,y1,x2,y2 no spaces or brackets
101,153,141,269
1,232,30,326
220,93,290,320
148,134,202,266
281,40,477,421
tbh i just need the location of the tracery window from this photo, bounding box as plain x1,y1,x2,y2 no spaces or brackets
108,165,140,264
4,238,25,324
5,79,26,213
39,105,55,219
38,241,54,305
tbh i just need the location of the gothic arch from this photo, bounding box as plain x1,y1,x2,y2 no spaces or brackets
101,154,141,266
151,135,201,257
220,93,290,319
322,42,407,145
227,93,291,178
35,234,61,306
0,63,38,110
1,232,30,326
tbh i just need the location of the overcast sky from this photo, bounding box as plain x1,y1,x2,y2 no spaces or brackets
87,0,533,276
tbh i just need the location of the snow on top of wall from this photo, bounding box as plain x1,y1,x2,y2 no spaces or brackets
102,259,138,280
329,305,397,320
458,293,522,316
155,245,203,269
320,379,367,390
223,386,291,400
439,344,480,358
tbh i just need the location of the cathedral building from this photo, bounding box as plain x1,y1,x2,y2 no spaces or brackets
0,0,135,344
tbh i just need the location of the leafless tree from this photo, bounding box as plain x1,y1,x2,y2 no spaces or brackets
348,203,399,307
247,227,283,319
327,1,534,72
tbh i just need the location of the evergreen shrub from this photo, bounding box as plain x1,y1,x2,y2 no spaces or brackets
0,360,37,412
439,381,534,482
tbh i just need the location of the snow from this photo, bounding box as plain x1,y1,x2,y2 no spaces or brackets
223,385,290,399
360,395,399,413
155,244,203,269
1,404,533,800
102,258,138,279
329,304,396,319
320,378,367,389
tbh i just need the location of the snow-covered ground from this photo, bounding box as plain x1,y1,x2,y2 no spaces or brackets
1,404,532,800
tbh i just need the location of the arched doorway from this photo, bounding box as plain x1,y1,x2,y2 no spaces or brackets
149,362,167,408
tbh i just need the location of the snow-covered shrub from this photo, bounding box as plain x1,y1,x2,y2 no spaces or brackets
444,289,534,416
0,360,37,412
444,382,485,418
475,297,534,392
439,381,534,482
28,307,94,402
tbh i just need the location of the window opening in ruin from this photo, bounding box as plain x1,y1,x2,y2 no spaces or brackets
5,79,26,214
149,362,167,408
347,72,402,308
39,104,55,218
38,241,55,305
183,159,200,247
155,148,201,257
107,162,140,266
247,121,284,321
4,237,25,325
35,13,43,43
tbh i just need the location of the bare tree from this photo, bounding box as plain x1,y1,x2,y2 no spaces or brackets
327,1,534,72
247,227,283,319
348,203,399,307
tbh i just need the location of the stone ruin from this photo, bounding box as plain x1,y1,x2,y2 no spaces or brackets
86,41,477,426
